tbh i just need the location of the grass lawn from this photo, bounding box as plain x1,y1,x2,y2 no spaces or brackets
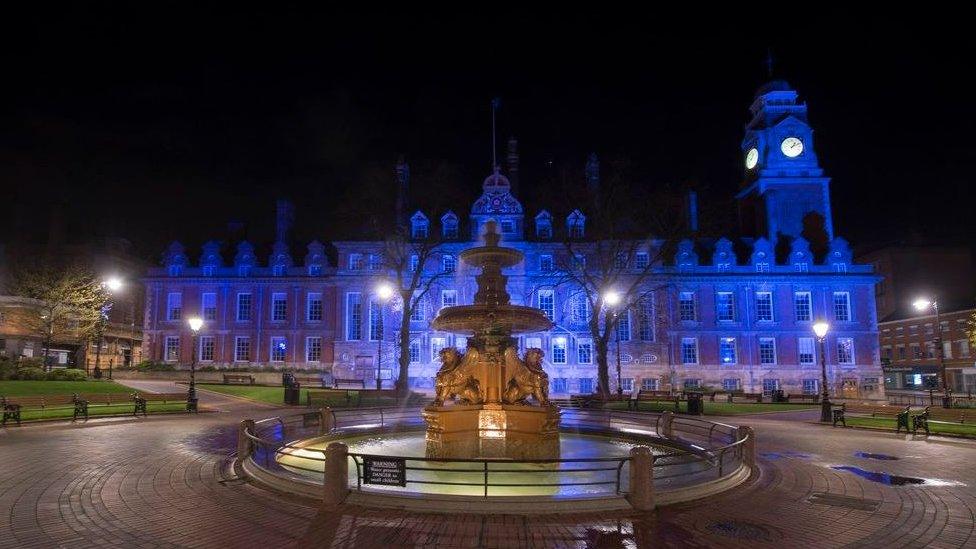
843,416,976,437
603,399,817,416
196,384,405,408
15,402,190,422
0,380,135,396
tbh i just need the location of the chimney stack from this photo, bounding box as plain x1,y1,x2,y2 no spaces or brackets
275,199,295,243
686,190,699,233
506,137,519,197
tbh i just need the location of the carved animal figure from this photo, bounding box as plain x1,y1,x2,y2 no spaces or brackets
503,347,550,406
432,347,483,405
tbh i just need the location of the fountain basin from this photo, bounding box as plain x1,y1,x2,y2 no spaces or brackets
430,303,554,335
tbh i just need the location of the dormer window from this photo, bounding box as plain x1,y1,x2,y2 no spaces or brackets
442,255,457,273
308,264,322,276
441,212,459,240
202,265,215,277
167,265,182,277
367,254,382,271
535,210,553,239
349,254,364,271
272,265,286,276
566,210,586,239
411,212,430,240
237,265,250,277
500,219,515,234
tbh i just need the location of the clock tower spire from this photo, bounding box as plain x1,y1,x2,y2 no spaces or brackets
737,80,833,251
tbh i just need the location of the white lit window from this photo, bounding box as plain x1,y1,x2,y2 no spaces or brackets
199,336,215,362
833,292,851,322
723,378,741,392
538,289,555,321
641,378,659,391
234,336,251,362
164,336,180,362
307,292,323,321
346,293,362,340
759,337,776,365
552,337,567,364
570,293,591,323
679,291,696,321
270,337,287,362
616,311,631,342
960,340,970,358
369,299,382,341
524,337,542,351
410,297,424,321
621,378,634,392
681,337,698,364
794,292,812,322
441,290,458,309
716,292,735,321
837,337,855,364
306,337,322,362
442,255,457,273
409,254,420,272
540,254,554,272
431,337,447,359
367,254,382,271
166,292,182,321
577,339,592,364
755,292,773,322
802,379,818,394
202,292,217,321
271,293,287,321
236,293,252,321
455,336,467,352
719,337,737,365
798,337,815,365
762,379,780,395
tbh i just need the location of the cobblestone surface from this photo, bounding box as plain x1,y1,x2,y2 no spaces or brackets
1,384,974,548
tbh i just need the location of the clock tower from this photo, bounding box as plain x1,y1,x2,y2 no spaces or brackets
737,80,833,248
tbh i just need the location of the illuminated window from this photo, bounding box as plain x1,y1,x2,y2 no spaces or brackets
348,254,364,271
306,337,322,362
802,379,818,394
431,337,447,359
755,292,773,322
234,336,250,362
346,293,362,340
236,293,252,321
164,336,180,362
794,292,812,322
539,254,554,272
409,254,420,272
762,379,779,395
833,292,851,321
681,338,698,364
369,299,382,341
837,338,855,364
638,296,654,341
570,293,590,323
271,293,287,321
722,378,741,392
798,337,815,365
202,292,217,321
621,378,634,392
538,290,555,321
442,255,457,273
441,290,458,309
719,337,737,365
552,337,567,364
367,254,382,271
716,292,735,321
635,252,649,270
166,292,182,321
270,337,287,362
578,378,595,393
679,291,696,321
577,339,592,364
199,336,215,362
759,337,776,365
616,311,631,342
641,378,659,391
409,340,421,363
306,293,323,321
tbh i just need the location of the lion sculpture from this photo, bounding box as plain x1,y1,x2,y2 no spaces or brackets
503,347,550,406
432,347,483,405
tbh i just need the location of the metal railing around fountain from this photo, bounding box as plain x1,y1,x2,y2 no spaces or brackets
238,406,751,500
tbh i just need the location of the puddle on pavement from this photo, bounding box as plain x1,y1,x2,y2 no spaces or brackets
760,451,812,460
831,466,965,487
854,451,899,461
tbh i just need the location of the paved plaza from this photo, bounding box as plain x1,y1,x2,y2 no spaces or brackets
1,382,974,548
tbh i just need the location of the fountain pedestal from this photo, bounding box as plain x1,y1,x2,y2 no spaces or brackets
423,403,561,459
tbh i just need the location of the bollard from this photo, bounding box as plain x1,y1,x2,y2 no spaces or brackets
627,446,655,511
322,442,349,507
660,411,674,438
319,407,335,435
238,419,255,460
737,425,756,470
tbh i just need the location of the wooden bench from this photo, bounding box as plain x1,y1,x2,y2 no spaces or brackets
333,378,366,389
727,392,764,403
926,406,976,424
832,403,919,432
223,374,255,385
294,375,327,388
786,393,820,404
1,394,89,423
635,392,681,412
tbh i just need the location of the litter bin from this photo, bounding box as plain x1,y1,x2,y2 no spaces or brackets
282,372,296,387
284,383,301,406
686,391,704,415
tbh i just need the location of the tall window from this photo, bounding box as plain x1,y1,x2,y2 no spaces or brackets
679,291,697,321
199,336,215,362
234,336,251,362
616,311,631,342
431,337,447,359
569,221,584,239
716,292,735,321
369,299,382,341
442,255,457,273
642,378,659,391
412,221,428,239
552,337,567,364
537,221,552,239
722,378,741,392
307,293,323,321
202,292,217,321
833,292,851,321
638,296,654,341
755,292,773,322
719,337,737,365
236,293,252,321
635,252,649,270
164,336,180,361
802,379,818,394
270,337,287,362
410,297,424,321
346,293,362,340
759,337,776,365
348,254,364,271
367,254,382,271
409,254,420,272
571,293,591,323
441,290,458,309
798,337,815,365
681,337,698,364
306,337,322,362
762,379,780,395
538,289,555,321
794,292,812,322
271,293,287,321
837,338,855,364
409,340,421,363
166,292,182,321
539,254,554,272
577,339,593,364
443,220,458,239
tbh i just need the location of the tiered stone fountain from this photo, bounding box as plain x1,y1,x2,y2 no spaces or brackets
423,221,561,459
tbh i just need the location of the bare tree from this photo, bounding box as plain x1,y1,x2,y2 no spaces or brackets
8,264,109,369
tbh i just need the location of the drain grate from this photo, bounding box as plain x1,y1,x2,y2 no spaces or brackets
807,492,881,511
705,520,773,541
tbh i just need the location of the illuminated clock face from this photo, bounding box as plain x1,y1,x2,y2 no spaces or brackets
745,148,759,170
781,137,803,157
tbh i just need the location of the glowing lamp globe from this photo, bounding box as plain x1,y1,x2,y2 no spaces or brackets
376,283,394,301
187,317,204,332
603,291,621,306
104,277,123,292
913,298,932,311
812,322,829,339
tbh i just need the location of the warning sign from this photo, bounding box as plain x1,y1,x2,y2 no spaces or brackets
362,457,406,486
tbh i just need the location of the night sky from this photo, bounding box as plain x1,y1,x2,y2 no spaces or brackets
2,9,973,262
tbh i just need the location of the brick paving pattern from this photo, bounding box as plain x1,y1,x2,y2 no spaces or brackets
1,384,974,548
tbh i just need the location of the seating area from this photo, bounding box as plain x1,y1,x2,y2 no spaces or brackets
332,378,366,389
222,374,255,385
1,392,190,425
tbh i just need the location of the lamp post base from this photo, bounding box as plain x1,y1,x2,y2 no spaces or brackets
820,398,832,423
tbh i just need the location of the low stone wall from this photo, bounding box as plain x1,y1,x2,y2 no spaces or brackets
111,370,288,385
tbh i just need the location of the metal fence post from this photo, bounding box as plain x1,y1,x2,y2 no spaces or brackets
322,442,349,507
737,426,756,470
626,446,655,511
319,407,335,435
238,419,255,460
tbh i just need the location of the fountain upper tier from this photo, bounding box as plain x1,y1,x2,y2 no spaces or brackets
431,222,553,336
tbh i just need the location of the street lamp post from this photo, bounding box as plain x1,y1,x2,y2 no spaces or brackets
375,284,394,391
604,290,623,397
813,321,831,422
101,277,124,379
186,317,203,412
914,297,952,408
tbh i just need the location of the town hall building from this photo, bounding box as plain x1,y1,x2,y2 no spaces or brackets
143,81,884,399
